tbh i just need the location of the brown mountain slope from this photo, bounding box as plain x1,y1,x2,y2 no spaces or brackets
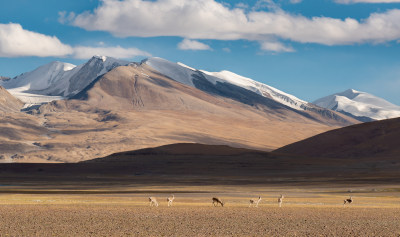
64,63,355,126
275,117,400,160
0,86,23,112
4,64,355,162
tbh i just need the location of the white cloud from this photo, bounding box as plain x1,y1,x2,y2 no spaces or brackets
222,47,231,52
58,11,76,24
0,23,73,57
290,0,302,3
260,41,295,52
177,39,211,50
70,0,400,48
0,23,151,59
72,46,151,59
336,0,400,3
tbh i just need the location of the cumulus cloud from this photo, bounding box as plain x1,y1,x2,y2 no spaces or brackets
177,39,211,50
260,41,295,52
72,46,151,59
70,0,400,48
0,23,73,57
336,0,400,3
0,23,151,59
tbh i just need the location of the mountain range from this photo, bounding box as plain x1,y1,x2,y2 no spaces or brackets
0,55,398,162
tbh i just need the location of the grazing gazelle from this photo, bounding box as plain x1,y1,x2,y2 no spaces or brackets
249,196,262,207
278,194,284,207
212,197,224,207
343,196,353,206
167,194,175,207
149,197,159,207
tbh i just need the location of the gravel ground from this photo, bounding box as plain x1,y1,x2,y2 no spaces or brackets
0,204,399,236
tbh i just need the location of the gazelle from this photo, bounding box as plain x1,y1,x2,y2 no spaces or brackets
343,196,353,206
212,197,224,207
149,197,158,207
167,194,175,207
278,194,284,207
249,196,261,207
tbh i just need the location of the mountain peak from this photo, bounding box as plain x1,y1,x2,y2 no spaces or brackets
92,55,107,62
344,88,359,94
314,89,400,121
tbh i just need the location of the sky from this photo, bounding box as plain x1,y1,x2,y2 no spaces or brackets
1,0,400,104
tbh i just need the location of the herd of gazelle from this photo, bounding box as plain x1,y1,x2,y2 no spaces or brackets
149,194,355,207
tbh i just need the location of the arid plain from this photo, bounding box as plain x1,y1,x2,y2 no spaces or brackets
0,185,399,236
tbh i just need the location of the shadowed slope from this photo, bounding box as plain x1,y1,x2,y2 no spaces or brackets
0,143,399,187
275,117,400,160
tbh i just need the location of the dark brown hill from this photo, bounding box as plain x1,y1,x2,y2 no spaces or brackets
0,143,399,188
275,117,400,160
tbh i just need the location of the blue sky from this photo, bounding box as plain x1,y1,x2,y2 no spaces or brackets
1,0,400,103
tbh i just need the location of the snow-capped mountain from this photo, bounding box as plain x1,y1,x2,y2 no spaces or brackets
144,57,309,111
313,89,400,121
1,56,128,107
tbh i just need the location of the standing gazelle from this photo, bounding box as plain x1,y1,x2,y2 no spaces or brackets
149,197,159,207
343,196,353,206
212,197,224,207
278,194,284,207
167,194,175,207
249,196,262,207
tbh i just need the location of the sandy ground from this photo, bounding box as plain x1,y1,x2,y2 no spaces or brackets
0,204,399,237
0,186,399,236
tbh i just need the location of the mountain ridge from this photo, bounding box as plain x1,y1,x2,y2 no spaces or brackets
143,57,355,126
